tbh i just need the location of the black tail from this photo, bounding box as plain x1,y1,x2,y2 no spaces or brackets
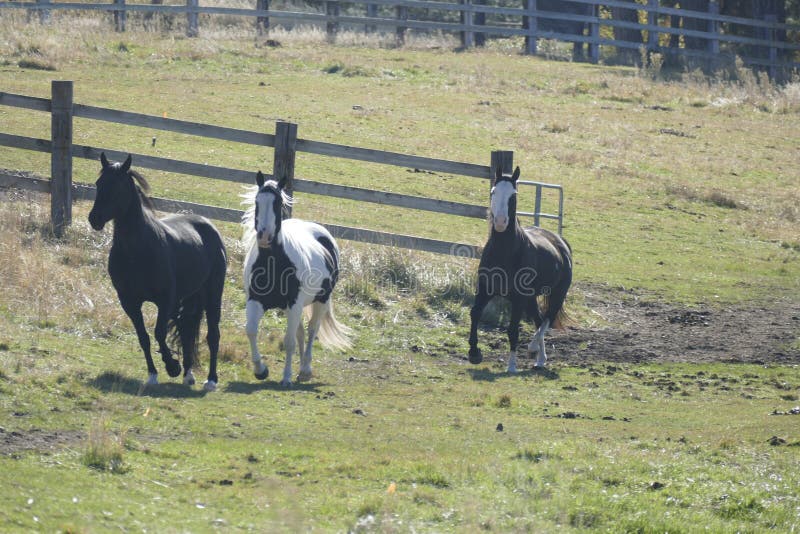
167,291,205,368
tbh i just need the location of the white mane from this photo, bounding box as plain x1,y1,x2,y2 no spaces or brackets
240,182,294,252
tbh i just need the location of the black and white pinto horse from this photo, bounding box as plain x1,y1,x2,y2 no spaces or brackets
242,171,351,386
88,154,228,390
468,167,572,372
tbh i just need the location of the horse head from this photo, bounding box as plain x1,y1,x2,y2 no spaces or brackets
490,166,520,233
88,153,138,231
253,171,290,248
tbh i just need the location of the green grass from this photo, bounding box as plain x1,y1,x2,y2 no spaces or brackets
1,16,799,532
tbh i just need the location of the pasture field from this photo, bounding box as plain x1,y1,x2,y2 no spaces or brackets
2,14,800,532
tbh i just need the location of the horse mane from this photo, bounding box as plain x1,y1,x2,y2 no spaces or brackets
129,169,155,212
240,182,295,251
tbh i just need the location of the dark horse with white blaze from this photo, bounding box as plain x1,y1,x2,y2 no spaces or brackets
468,166,572,372
88,154,227,391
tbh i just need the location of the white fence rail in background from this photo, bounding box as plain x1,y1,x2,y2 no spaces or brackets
0,0,798,77
0,81,564,257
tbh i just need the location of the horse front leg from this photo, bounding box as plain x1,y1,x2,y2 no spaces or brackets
120,298,158,386
154,298,181,378
468,289,491,364
246,299,268,380
281,302,305,387
506,301,523,374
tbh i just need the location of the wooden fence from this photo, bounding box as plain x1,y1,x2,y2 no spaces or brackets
1,0,798,76
0,80,564,258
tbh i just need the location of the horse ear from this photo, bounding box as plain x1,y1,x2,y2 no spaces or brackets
256,171,265,187
494,166,503,184
121,154,132,173
511,166,520,183
100,152,110,169
277,175,288,190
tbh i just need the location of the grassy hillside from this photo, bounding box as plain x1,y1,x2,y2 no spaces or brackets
1,14,799,533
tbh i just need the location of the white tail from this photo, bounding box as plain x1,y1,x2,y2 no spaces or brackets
316,300,352,351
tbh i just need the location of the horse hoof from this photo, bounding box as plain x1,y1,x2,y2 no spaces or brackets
280,379,293,388
297,370,313,382
254,367,269,381
203,380,217,392
165,360,182,378
468,347,483,364
183,372,196,386
146,373,158,386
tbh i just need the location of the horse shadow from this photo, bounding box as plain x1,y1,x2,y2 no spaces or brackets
224,380,324,395
88,371,210,398
467,366,560,382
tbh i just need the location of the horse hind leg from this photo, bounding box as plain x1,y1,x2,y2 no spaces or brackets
506,301,523,374
203,286,223,392
280,302,305,387
177,293,204,387
298,302,324,382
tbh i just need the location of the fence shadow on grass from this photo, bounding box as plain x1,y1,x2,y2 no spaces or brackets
88,371,209,398
467,366,559,382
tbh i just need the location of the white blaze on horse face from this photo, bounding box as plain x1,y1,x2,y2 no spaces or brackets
255,190,277,248
490,181,516,232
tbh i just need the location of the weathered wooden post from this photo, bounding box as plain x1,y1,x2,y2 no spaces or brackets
51,81,73,237
366,4,377,33
589,3,600,64
460,0,474,50
489,150,513,189
647,0,659,51
474,0,486,46
256,0,269,34
765,13,777,80
114,0,127,32
523,0,537,55
272,121,298,216
186,0,199,37
396,6,408,47
326,0,340,43
37,0,51,25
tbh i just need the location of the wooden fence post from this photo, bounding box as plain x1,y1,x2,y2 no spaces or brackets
707,1,719,55
396,6,408,47
273,121,298,217
114,0,127,32
523,0,537,55
256,0,269,35
186,0,199,37
326,0,340,43
460,0,474,49
765,14,777,80
647,0,659,51
474,0,485,47
37,0,51,24
489,150,513,190
366,4,377,33
589,3,600,64
51,81,73,238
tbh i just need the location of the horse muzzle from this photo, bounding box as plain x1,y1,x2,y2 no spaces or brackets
492,218,509,232
88,212,105,231
256,231,274,249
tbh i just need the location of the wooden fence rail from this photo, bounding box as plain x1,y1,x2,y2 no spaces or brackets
1,0,798,76
0,81,564,257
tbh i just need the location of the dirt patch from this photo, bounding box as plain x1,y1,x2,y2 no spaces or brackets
0,426,85,457
545,284,800,365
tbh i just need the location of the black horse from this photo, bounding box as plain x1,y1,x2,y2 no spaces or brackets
468,166,572,372
88,154,227,391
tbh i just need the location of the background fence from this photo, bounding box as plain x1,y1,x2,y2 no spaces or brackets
1,0,798,78
0,80,564,258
